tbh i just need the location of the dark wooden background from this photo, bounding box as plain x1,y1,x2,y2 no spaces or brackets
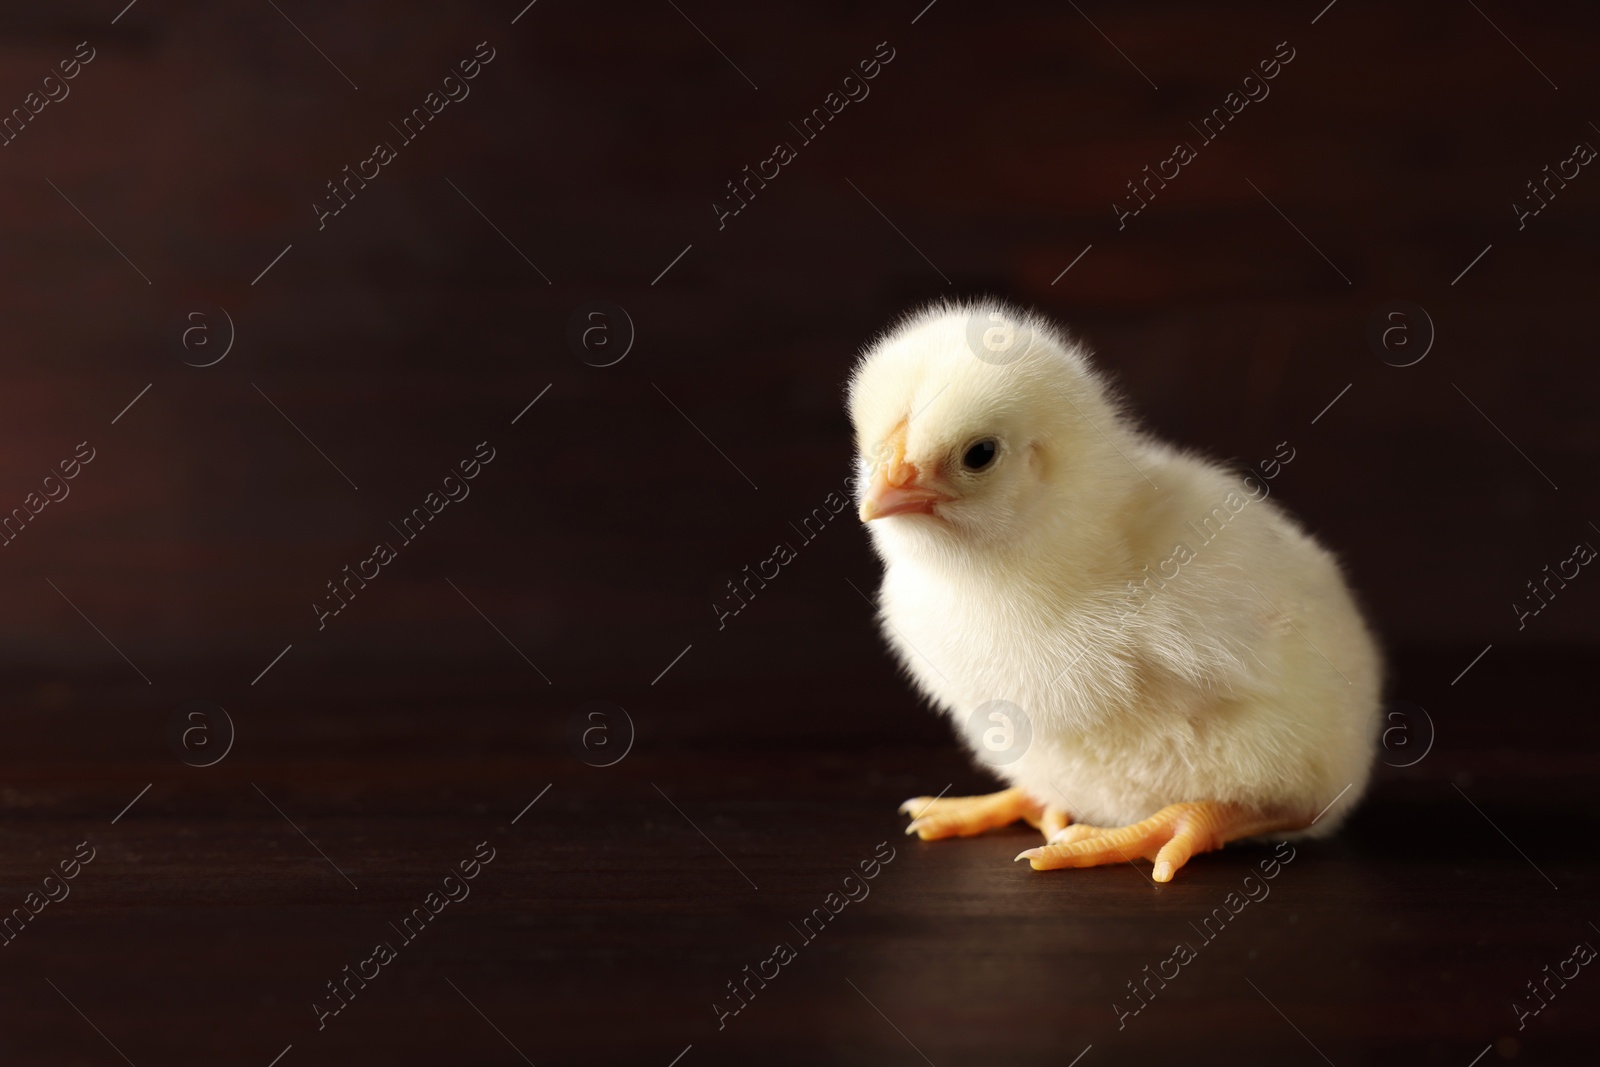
1,1,1596,1064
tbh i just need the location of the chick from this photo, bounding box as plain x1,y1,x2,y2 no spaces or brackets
849,302,1382,882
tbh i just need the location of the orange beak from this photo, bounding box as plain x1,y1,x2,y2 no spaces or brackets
859,426,946,521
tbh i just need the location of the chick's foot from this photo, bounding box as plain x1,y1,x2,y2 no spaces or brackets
899,787,1056,841
1015,801,1301,882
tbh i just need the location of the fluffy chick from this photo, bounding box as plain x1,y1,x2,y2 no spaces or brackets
848,302,1382,882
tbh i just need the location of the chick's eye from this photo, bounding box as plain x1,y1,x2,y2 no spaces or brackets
962,439,998,471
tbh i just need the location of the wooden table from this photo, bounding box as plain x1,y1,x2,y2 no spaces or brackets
2,649,1592,1066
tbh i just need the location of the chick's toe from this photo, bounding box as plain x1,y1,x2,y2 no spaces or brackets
901,787,1045,840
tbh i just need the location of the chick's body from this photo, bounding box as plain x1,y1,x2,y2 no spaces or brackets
850,304,1381,878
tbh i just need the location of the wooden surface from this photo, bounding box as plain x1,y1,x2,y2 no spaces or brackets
1,649,1596,1066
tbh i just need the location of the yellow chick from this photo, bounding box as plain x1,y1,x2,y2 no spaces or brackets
849,303,1382,882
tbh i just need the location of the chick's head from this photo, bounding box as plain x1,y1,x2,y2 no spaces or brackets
847,302,1134,562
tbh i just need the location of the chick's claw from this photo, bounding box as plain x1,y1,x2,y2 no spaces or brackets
899,787,1044,841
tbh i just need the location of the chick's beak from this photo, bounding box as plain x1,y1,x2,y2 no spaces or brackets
859,459,945,522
